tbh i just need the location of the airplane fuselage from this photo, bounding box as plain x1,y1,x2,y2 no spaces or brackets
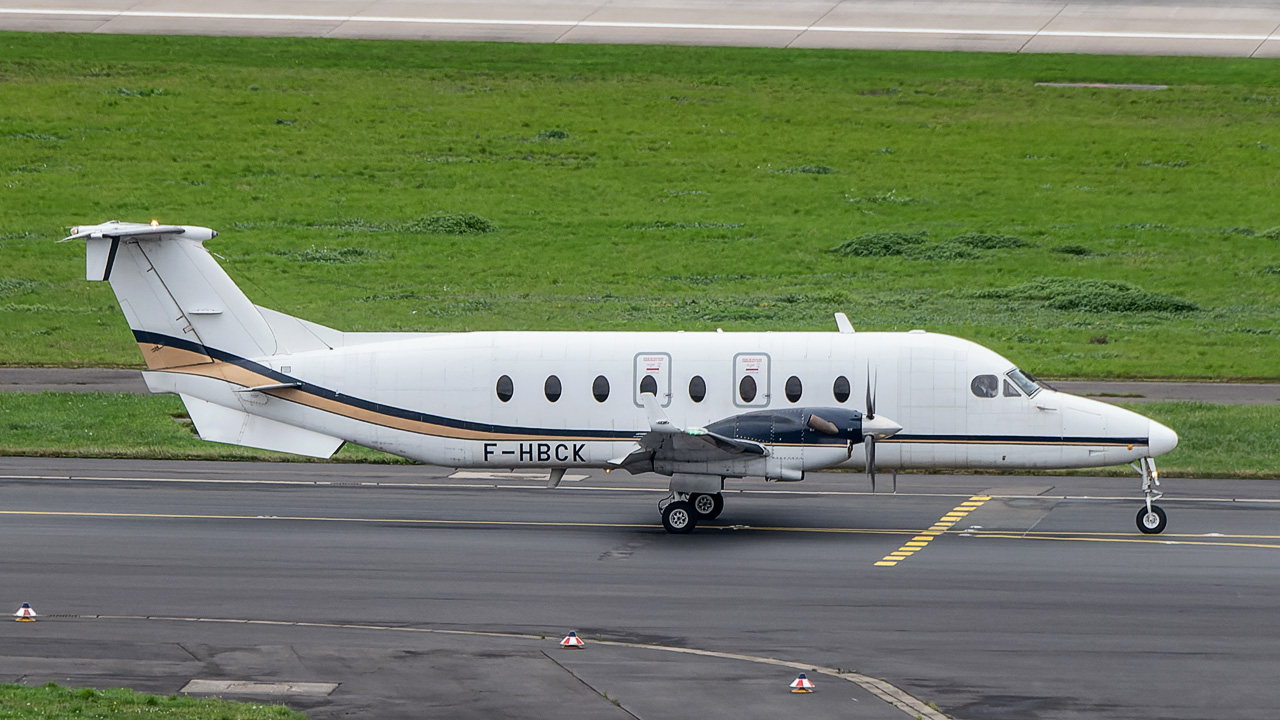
69,221,1179,533
142,327,1173,477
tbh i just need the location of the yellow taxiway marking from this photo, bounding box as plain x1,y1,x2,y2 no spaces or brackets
876,495,991,567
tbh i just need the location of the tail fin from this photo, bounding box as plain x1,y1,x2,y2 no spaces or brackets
69,220,283,369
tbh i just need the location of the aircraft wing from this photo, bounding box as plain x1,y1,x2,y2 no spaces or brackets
612,395,767,472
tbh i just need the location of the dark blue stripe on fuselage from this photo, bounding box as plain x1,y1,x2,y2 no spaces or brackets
133,330,1150,448
103,237,120,281
134,329,636,441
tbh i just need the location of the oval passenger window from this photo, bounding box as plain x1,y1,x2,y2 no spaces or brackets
688,375,706,403
545,375,562,402
971,374,998,398
785,375,802,403
592,375,610,403
833,375,850,403
739,375,757,403
496,375,513,403
639,374,658,397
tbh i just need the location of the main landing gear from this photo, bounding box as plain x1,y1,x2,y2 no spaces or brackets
659,492,724,533
1134,457,1167,534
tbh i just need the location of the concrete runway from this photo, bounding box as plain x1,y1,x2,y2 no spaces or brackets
4,457,1280,719
3,0,1280,57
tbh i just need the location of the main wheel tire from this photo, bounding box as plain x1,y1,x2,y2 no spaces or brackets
691,493,724,520
662,501,698,534
1137,504,1167,534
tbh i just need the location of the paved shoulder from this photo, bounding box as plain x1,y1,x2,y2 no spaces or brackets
2,1,1280,57
0,368,148,394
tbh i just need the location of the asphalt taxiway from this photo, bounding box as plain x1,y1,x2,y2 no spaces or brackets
4,457,1280,719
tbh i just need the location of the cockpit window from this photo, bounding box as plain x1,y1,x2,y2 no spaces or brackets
971,374,998,398
1007,368,1041,397
1003,379,1021,397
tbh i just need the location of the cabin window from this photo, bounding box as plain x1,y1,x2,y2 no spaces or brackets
496,375,513,402
639,374,658,397
785,375,802,403
1003,379,1022,397
971,374,998,398
689,375,706,403
545,375,562,402
592,375,610,403
739,375,758,403
833,375,850,403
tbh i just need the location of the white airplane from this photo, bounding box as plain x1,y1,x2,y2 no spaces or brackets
66,220,1179,534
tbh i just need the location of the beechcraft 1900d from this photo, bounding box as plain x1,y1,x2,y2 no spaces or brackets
65,220,1180,534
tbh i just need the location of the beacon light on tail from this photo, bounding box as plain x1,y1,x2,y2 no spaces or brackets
68,220,1179,534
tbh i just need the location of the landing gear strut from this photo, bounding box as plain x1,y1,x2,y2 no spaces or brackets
1134,457,1167,534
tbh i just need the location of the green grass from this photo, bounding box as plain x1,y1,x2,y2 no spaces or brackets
1115,401,1280,479
2,33,1279,378
0,683,303,720
0,392,1274,477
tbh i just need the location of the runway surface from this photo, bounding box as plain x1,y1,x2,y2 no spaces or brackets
3,367,1278,404
4,457,1280,719
3,0,1280,57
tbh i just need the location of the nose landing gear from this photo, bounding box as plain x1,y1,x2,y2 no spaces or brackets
1133,457,1167,534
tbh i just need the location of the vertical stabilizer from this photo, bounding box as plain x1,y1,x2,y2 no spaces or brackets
69,221,278,368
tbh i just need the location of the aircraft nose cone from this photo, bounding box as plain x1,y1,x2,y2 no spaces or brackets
863,415,903,439
1148,420,1178,456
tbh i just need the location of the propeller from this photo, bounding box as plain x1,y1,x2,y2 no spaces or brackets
866,434,877,493
865,366,878,493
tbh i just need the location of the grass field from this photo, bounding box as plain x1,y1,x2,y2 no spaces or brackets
0,391,1272,478
2,33,1279,378
0,683,303,720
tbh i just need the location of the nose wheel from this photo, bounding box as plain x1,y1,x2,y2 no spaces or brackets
1137,505,1167,534
1133,457,1167,534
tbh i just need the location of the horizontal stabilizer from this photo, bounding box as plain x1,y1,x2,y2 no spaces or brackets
179,393,344,459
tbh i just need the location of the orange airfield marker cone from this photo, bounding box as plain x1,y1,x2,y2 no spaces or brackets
560,631,585,649
790,672,815,693
13,603,37,622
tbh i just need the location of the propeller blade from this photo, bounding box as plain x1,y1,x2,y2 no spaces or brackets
865,365,878,420
866,435,876,493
